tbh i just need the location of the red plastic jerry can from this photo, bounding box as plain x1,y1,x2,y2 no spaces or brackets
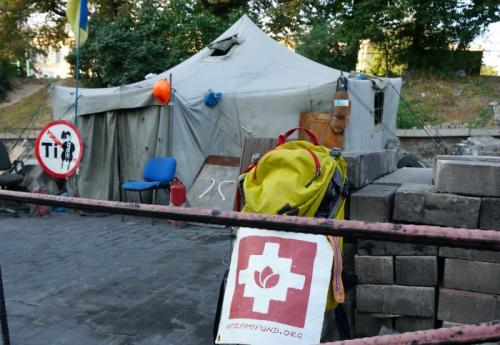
170,177,186,206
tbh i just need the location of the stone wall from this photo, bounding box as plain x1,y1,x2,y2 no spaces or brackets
345,152,500,337
396,128,500,158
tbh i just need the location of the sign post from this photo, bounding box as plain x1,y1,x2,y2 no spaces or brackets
0,266,10,345
35,120,83,179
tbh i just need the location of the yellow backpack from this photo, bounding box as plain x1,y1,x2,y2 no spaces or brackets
238,127,349,309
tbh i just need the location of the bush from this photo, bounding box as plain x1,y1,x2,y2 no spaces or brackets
463,106,494,128
397,97,444,129
408,50,483,76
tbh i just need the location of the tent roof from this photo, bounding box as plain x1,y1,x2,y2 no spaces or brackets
132,15,343,98
54,15,344,117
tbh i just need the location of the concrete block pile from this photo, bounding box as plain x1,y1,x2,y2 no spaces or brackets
437,247,500,325
343,149,398,189
434,155,500,198
342,149,399,337
389,155,500,229
341,241,357,337
348,162,438,336
354,241,438,336
393,183,481,228
435,155,500,230
452,136,500,156
346,151,500,337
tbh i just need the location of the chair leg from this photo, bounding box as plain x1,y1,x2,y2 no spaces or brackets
121,190,127,222
0,208,17,218
149,189,159,225
0,187,17,218
139,192,143,204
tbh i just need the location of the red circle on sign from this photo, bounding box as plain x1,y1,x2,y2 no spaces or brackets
35,120,84,179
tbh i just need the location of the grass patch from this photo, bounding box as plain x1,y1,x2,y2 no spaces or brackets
0,84,53,131
463,105,494,128
397,73,500,129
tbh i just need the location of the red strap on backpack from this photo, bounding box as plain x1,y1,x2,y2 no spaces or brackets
277,127,319,146
252,128,321,182
236,128,322,210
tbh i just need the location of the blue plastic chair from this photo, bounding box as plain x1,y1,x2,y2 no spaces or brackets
121,157,176,204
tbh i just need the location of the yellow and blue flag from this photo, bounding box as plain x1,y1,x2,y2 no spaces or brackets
66,0,88,45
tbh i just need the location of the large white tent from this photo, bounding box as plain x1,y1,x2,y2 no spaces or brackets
53,15,402,201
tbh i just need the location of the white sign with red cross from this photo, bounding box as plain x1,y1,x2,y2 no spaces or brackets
216,227,333,345
35,120,83,179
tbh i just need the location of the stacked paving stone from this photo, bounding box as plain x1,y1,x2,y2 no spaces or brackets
355,242,438,336
437,248,500,325
348,165,438,336
432,155,500,327
348,153,500,336
348,152,437,337
343,149,399,190
342,149,398,337
392,155,500,231
452,136,500,156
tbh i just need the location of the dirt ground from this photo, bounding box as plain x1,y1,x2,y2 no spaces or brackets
0,79,47,110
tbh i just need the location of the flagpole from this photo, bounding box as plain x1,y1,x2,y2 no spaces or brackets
74,24,81,125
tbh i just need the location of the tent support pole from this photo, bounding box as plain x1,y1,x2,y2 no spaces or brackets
167,73,173,157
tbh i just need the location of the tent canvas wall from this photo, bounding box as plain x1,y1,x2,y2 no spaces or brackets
53,15,402,201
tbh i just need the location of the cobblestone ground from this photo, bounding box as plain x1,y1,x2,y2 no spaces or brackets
0,212,232,344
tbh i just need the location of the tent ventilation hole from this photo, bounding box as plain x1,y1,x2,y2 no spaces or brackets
209,35,239,57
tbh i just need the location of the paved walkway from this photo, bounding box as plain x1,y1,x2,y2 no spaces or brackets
0,212,232,344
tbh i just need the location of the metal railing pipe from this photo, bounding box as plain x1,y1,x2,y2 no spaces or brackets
1,190,499,251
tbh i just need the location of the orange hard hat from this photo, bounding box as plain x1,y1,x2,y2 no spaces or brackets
153,79,171,104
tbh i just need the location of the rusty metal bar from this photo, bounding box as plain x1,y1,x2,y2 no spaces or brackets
322,321,500,345
1,190,500,250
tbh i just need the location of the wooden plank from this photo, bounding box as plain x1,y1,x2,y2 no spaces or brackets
239,138,277,174
299,112,336,148
205,155,240,167
188,164,240,211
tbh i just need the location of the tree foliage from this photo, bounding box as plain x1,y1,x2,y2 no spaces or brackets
0,0,72,62
0,0,498,85
66,0,247,86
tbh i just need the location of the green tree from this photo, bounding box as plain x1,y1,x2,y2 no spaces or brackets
68,0,247,86
289,0,499,74
295,19,355,71
0,0,33,61
2,0,499,84
391,0,499,71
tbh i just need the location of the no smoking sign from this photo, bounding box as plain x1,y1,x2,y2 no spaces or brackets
35,120,83,179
